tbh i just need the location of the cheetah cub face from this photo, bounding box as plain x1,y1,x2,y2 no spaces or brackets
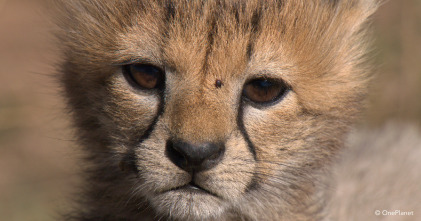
59,0,377,220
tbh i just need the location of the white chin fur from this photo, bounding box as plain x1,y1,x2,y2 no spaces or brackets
150,190,227,220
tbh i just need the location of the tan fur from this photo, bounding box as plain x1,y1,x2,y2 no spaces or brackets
53,0,393,220
330,122,421,221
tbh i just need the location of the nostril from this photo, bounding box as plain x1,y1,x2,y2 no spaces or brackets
165,140,225,172
166,140,187,170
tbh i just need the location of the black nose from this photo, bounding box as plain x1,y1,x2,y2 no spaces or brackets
166,140,225,172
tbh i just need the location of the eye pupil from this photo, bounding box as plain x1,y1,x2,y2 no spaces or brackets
124,64,164,90
243,78,288,104
253,79,272,88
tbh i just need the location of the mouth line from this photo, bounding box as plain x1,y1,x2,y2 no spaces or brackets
167,183,219,197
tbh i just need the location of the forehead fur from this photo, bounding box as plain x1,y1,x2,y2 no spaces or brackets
55,0,378,63
56,0,378,115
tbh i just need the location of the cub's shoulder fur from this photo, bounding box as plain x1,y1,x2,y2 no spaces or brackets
55,0,419,220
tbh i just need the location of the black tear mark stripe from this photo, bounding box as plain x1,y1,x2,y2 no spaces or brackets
237,101,258,161
237,100,258,193
138,95,165,143
122,92,166,174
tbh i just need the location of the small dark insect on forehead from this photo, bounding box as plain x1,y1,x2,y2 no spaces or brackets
215,79,223,88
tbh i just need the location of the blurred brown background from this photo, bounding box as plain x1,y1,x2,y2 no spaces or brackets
0,0,420,220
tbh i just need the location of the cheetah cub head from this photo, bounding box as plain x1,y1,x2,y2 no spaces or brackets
58,0,377,220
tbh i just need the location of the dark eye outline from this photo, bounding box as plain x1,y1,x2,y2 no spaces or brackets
122,63,165,92
242,77,290,106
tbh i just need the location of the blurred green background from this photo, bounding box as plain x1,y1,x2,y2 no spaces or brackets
0,0,420,220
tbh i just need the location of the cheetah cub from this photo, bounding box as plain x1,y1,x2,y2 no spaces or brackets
56,0,419,220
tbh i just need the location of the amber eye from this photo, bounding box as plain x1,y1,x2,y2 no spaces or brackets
242,78,288,104
124,64,165,90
